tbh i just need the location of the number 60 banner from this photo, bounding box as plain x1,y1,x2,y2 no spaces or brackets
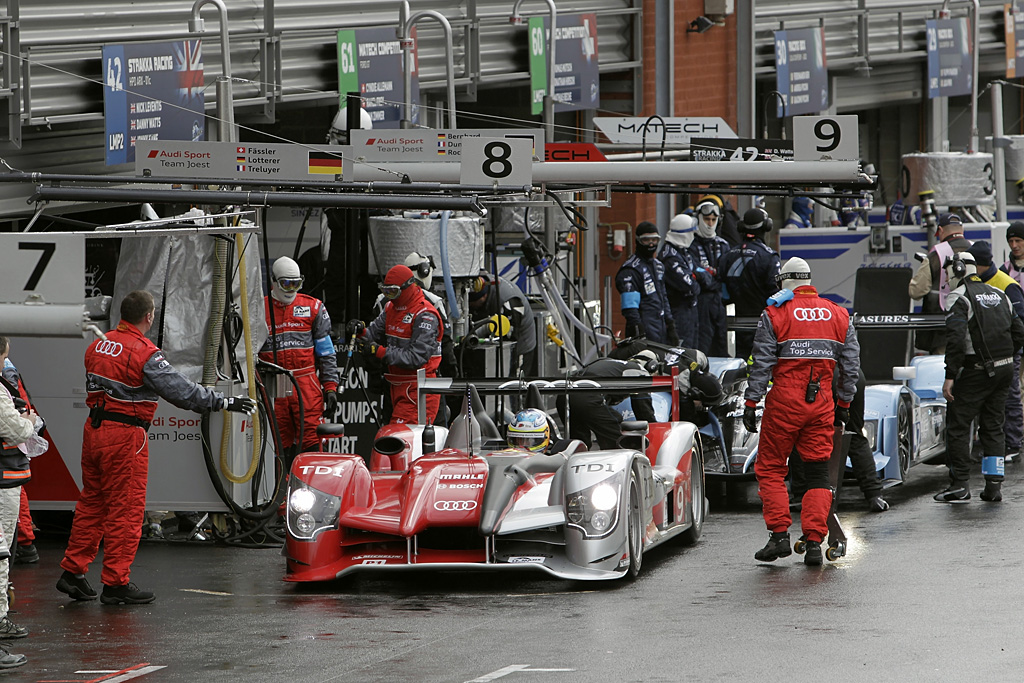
0,234,84,305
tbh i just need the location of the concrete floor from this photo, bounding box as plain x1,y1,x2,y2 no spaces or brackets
8,459,1023,683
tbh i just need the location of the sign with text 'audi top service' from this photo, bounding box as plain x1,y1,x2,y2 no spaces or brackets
593,117,737,145
103,40,206,166
136,140,351,181
350,129,545,162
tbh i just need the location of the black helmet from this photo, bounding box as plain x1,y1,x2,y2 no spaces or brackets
741,207,773,233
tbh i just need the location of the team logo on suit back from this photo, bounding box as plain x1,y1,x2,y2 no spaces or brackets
95,341,124,357
794,308,833,321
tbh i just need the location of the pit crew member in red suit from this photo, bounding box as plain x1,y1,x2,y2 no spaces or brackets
57,291,254,605
259,256,340,454
357,264,443,424
742,258,860,566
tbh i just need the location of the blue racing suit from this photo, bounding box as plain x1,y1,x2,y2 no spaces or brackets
689,234,732,357
659,243,708,349
616,254,675,344
720,237,781,359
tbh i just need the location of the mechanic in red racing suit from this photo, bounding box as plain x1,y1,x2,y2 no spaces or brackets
260,256,340,454
742,258,860,566
357,264,443,424
57,290,254,605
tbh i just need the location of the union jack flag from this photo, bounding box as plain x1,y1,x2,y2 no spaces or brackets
175,39,204,103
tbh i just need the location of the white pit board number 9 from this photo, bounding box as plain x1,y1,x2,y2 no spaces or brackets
460,137,534,187
0,233,84,305
792,115,859,162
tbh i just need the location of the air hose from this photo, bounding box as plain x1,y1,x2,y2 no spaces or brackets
439,210,460,320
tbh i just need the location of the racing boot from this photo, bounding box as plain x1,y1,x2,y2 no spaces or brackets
867,495,889,512
933,484,970,503
803,540,823,566
100,583,155,605
56,570,97,601
754,531,792,562
980,481,1003,502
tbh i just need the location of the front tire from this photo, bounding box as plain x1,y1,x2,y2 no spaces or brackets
627,471,643,578
682,446,705,545
897,396,912,480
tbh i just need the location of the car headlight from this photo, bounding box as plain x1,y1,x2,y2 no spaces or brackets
287,475,341,540
863,420,878,452
565,476,621,539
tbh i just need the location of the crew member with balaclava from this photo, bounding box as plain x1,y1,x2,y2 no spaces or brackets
689,199,732,357
908,213,971,354
783,196,814,229
660,214,709,349
357,264,443,424
58,291,254,605
936,251,1024,503
259,256,340,454
969,241,1024,465
743,258,860,566
616,221,678,346
720,208,781,361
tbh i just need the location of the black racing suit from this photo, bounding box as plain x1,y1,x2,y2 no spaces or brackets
689,234,732,357
720,236,781,360
556,358,656,450
944,275,1024,485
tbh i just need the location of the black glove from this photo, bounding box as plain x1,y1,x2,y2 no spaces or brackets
666,321,680,347
742,405,758,433
323,389,338,418
355,336,381,358
625,322,646,339
224,395,257,414
835,405,850,426
346,319,366,337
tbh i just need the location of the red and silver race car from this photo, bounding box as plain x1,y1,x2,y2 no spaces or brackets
284,377,706,582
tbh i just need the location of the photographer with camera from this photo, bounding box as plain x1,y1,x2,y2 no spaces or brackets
935,251,1024,503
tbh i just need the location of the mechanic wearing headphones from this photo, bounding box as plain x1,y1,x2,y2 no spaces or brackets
719,208,782,361
259,256,340,455
743,257,860,566
908,213,971,354
355,264,444,425
936,251,1024,503
968,241,1024,465
616,221,679,346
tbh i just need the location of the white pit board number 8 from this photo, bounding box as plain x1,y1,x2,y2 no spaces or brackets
460,137,534,187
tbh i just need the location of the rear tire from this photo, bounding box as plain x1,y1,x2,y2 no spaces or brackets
627,471,643,578
897,396,912,480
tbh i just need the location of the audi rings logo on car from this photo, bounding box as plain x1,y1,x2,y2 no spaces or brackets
433,500,478,511
794,308,833,321
94,341,124,357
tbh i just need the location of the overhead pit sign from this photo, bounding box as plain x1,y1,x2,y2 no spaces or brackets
1007,2,1024,78
350,129,545,162
773,27,828,117
338,27,419,128
136,140,351,181
103,40,206,166
527,13,600,114
927,18,972,98
594,117,737,145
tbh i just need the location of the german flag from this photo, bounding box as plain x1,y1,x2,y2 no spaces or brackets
308,151,343,175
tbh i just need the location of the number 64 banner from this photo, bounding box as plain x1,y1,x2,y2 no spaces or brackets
0,234,85,305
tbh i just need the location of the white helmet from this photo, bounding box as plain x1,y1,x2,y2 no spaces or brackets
666,213,696,249
327,106,373,144
403,251,434,290
944,251,976,290
271,256,303,304
777,257,812,291
694,200,721,239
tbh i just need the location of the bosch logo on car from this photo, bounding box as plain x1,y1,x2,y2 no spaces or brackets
794,308,833,321
433,500,477,511
94,341,124,357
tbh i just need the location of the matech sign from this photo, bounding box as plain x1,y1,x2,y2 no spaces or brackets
593,117,737,145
